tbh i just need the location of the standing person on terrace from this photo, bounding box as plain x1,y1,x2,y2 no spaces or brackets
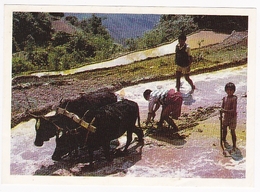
175,34,195,93
221,82,238,153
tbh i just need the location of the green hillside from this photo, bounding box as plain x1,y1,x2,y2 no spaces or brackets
12,13,248,77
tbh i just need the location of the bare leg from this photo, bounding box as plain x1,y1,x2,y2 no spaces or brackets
184,74,195,90
159,105,179,131
158,105,166,127
230,129,237,149
222,125,228,142
165,117,178,132
176,71,182,92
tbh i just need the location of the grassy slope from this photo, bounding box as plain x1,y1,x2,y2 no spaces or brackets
66,33,247,89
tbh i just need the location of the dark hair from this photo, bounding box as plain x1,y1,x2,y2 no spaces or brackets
178,34,187,41
225,82,236,92
143,89,152,99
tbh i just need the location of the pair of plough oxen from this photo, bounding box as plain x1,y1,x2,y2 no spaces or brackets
30,91,144,167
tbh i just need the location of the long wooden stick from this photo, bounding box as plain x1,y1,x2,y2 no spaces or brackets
219,110,226,156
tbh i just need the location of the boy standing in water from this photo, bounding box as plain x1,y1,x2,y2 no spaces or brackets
175,34,195,92
221,82,238,153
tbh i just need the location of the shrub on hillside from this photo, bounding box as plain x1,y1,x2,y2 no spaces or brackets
28,50,49,68
12,57,35,75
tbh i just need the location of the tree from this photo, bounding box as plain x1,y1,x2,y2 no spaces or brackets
79,14,111,39
13,12,36,51
31,12,53,45
48,46,66,71
125,38,138,51
67,32,96,58
131,15,198,50
65,16,79,26
193,15,248,33
12,12,53,52
157,15,198,41
49,12,65,18
92,34,115,60
52,31,71,47
140,29,164,49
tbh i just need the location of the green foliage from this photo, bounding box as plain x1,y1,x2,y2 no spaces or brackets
48,46,67,71
67,31,96,58
125,38,138,51
13,12,53,52
194,15,248,33
158,15,198,41
127,15,248,50
202,44,248,63
139,30,164,49
12,56,35,75
110,43,124,57
12,12,248,77
127,15,199,50
192,40,205,63
12,38,20,53
65,16,79,26
49,12,64,18
92,35,115,60
52,31,71,46
12,12,119,75
28,49,49,68
79,14,110,39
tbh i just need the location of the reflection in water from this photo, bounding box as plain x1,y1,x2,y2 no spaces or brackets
182,93,196,106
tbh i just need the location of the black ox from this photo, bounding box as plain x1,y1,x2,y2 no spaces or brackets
33,91,117,147
52,99,144,166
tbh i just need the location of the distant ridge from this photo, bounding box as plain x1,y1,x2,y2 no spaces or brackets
64,13,161,44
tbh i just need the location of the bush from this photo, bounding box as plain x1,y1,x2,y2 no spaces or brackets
28,50,49,68
12,57,35,75
52,31,71,47
48,46,67,71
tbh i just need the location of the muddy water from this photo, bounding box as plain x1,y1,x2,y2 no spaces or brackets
10,65,247,178
114,65,247,178
116,65,247,122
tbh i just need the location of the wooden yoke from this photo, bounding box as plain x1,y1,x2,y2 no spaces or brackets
56,107,96,133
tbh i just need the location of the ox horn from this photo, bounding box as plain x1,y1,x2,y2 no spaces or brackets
90,117,95,125
82,110,89,118
59,97,64,104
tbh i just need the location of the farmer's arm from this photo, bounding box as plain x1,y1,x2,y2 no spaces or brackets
153,102,160,112
220,97,225,111
146,98,160,124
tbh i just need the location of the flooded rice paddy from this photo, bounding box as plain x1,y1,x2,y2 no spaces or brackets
9,65,247,181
